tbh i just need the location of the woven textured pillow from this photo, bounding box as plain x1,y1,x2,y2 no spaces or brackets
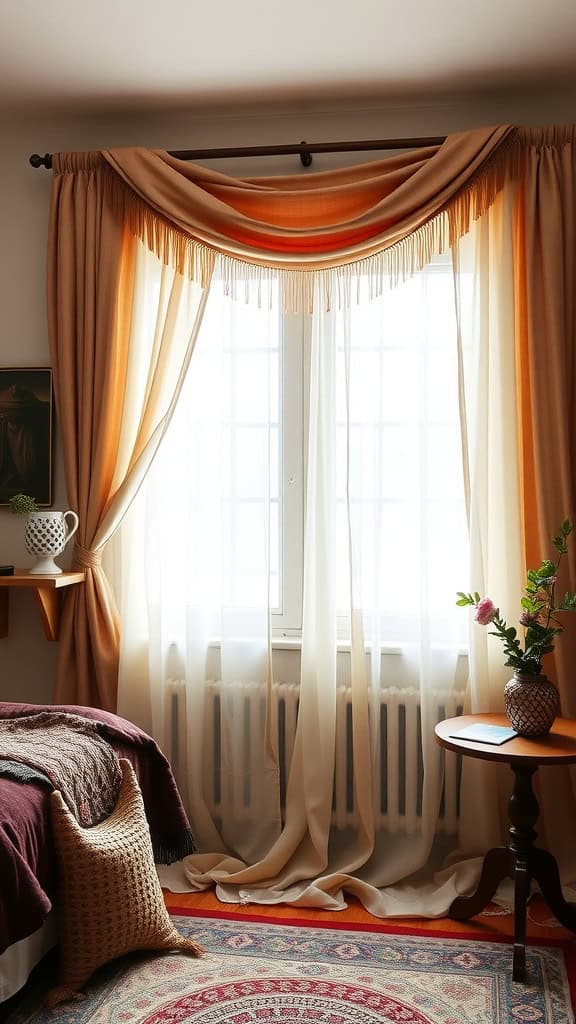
47,758,202,1007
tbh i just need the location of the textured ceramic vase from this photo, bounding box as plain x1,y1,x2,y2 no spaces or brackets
24,510,79,574
503,672,560,737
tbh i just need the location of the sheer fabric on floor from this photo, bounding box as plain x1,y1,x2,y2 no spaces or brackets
111,239,486,915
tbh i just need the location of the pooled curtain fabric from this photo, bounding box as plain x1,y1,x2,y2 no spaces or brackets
114,257,472,916
47,156,211,708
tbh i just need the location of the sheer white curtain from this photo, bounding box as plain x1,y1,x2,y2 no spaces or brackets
111,244,496,915
111,261,282,864
444,182,525,898
228,268,471,914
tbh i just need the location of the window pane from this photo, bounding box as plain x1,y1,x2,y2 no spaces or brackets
142,275,282,623
230,352,280,424
334,258,468,642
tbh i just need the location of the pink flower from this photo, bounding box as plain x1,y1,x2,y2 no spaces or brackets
474,597,497,625
520,611,540,627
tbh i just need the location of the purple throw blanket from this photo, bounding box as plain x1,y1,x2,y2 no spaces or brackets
0,701,196,955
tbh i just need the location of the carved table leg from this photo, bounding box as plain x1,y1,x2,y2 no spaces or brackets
449,846,511,920
449,763,541,982
531,847,576,932
507,763,538,983
449,760,576,982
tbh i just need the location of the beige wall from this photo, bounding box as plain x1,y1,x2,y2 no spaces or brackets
0,85,574,703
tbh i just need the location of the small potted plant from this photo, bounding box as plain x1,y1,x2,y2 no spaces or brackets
9,493,79,575
9,493,39,515
458,519,576,736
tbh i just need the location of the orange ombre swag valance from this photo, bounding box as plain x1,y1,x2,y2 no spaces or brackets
51,125,519,311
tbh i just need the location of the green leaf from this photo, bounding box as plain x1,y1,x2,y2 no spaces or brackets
474,592,481,604
562,519,573,536
456,598,470,606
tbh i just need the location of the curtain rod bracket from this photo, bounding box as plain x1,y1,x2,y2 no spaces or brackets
299,141,312,167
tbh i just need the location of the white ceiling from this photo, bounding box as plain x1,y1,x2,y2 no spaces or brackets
1,0,576,112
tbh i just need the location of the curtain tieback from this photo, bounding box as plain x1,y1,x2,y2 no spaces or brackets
73,544,102,569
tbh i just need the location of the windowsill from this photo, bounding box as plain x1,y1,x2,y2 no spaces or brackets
205,636,469,656
271,637,406,654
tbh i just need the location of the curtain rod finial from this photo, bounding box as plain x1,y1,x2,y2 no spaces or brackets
29,153,52,169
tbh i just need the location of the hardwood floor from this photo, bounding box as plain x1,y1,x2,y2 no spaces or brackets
163,888,573,941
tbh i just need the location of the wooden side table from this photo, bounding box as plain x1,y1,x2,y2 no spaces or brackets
435,713,576,982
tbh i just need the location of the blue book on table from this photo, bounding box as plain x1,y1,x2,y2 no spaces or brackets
449,723,518,745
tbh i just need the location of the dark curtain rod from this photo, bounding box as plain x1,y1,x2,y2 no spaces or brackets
29,135,446,170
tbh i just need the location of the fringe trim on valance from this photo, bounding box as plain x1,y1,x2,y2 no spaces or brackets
53,126,562,313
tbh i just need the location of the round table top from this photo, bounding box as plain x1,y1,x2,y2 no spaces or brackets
435,713,576,765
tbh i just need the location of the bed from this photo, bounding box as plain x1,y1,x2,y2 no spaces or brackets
0,701,194,1003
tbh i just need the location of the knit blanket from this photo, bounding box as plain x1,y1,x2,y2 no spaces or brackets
0,711,121,826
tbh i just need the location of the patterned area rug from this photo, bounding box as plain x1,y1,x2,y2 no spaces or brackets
7,912,576,1024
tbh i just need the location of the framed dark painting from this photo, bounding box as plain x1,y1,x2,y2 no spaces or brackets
0,368,54,507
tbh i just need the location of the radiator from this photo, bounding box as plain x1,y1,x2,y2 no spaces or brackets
166,680,464,835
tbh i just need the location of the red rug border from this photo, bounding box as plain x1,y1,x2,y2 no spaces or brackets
170,905,576,1010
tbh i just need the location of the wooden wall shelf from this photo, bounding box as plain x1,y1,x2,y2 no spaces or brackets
0,570,85,641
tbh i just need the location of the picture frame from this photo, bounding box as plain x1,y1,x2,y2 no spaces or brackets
0,368,54,507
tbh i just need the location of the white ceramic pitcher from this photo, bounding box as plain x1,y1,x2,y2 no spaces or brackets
24,509,79,575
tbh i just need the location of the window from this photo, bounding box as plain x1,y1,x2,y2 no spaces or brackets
140,254,468,647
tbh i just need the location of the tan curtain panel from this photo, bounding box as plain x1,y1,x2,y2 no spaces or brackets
516,126,576,711
47,164,130,709
514,127,576,885
48,160,212,710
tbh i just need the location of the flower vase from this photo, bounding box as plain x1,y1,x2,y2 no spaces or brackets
24,510,79,575
503,672,560,737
